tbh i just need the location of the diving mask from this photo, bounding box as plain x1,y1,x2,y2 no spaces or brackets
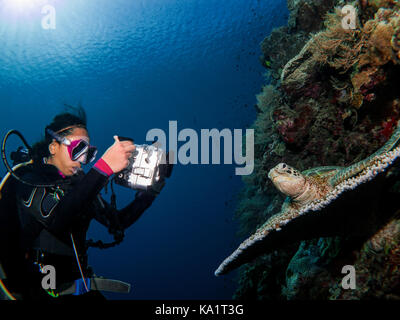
46,128,98,164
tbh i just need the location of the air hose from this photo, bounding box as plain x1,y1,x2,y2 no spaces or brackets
1,130,67,188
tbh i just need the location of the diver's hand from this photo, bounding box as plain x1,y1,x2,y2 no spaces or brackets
101,136,135,173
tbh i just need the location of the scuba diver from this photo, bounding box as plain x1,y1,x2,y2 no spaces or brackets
0,107,173,300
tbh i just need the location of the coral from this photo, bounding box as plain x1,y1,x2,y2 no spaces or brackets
280,39,317,91
273,104,314,147
255,85,281,114
281,6,364,91
233,251,295,300
363,21,394,66
282,4,400,108
329,217,400,299
260,27,309,83
260,0,338,83
366,217,400,253
283,237,343,299
351,8,400,107
287,0,336,32
310,8,364,72
268,141,286,157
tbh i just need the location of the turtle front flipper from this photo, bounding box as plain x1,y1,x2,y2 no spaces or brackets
301,166,343,177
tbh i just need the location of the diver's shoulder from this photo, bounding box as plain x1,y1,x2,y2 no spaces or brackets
14,162,60,183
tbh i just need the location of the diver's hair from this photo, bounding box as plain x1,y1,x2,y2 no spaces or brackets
31,104,88,162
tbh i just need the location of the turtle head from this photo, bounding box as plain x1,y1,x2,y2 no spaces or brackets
268,163,306,198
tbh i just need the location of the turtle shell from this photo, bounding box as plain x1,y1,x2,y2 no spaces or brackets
301,165,343,178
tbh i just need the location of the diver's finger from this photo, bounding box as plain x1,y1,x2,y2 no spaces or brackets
123,144,135,156
113,135,120,143
121,142,136,151
120,140,134,147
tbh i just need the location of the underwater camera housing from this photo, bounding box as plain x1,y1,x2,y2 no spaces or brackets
114,143,166,191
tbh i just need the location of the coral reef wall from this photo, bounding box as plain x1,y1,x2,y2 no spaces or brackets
234,0,400,299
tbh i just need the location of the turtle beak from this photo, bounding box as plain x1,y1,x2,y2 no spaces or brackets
268,168,278,181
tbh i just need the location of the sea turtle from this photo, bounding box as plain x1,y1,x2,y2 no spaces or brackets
215,124,400,276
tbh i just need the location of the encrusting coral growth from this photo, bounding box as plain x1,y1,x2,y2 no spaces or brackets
222,0,400,299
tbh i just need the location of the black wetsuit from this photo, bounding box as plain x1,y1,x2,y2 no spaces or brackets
2,162,156,299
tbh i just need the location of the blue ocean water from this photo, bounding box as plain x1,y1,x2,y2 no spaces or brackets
0,0,288,299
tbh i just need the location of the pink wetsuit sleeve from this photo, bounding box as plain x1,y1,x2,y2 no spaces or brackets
94,158,114,177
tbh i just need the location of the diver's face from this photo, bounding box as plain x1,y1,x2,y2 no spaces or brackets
48,127,90,176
